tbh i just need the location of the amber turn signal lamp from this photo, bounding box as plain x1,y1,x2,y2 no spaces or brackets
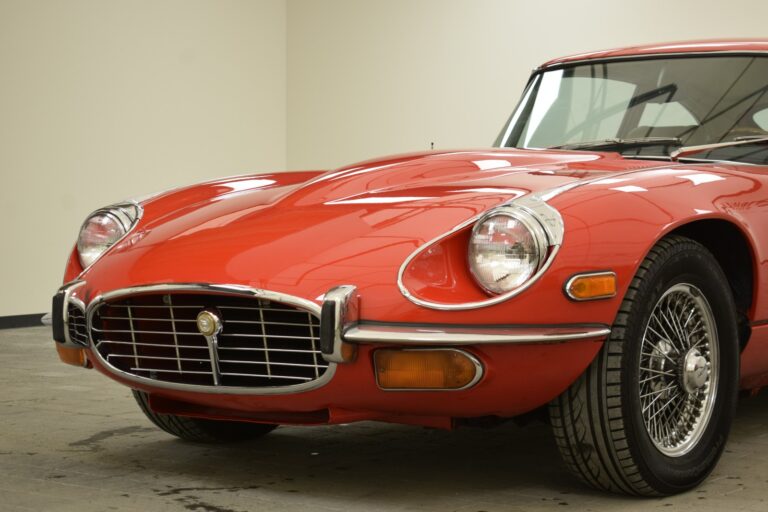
374,349,480,390
566,272,617,301
56,344,90,368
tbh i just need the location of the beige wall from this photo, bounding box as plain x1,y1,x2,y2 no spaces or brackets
4,0,768,316
0,0,287,316
287,0,768,169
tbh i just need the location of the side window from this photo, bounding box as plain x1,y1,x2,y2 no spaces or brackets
522,73,636,148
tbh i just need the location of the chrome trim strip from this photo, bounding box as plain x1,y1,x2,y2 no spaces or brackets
320,285,359,363
76,200,143,278
344,323,611,345
564,271,618,302
204,331,223,386
374,348,484,392
85,283,337,396
397,194,564,311
60,280,87,348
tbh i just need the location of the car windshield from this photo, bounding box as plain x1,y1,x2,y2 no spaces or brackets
497,55,768,164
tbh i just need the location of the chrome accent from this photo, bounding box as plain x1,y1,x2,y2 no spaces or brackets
344,323,611,345
320,285,359,363
397,195,564,311
514,194,565,243
639,283,719,457
373,348,484,392
86,283,336,395
682,348,708,394
671,136,768,161
167,295,183,373
564,271,618,301
196,309,223,385
41,313,52,326
204,332,222,386
76,201,143,276
60,281,87,348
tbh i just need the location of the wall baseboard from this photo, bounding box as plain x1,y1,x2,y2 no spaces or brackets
0,314,46,330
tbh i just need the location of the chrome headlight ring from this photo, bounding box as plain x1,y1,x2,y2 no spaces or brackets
397,193,564,311
76,201,143,271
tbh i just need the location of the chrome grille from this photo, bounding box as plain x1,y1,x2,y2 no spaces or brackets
90,293,327,388
67,303,88,346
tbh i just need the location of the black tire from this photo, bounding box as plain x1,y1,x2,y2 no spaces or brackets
133,390,277,443
550,235,739,496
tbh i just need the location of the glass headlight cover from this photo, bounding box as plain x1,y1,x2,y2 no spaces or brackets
76,203,141,269
468,209,548,294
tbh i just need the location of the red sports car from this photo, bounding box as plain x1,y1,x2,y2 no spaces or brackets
51,40,768,496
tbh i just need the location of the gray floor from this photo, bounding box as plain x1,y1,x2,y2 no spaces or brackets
2,326,768,511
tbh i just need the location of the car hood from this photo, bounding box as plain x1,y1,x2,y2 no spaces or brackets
80,149,668,303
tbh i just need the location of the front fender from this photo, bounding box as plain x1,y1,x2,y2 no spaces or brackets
549,164,766,322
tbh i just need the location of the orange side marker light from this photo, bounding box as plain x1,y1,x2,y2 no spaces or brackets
566,272,617,301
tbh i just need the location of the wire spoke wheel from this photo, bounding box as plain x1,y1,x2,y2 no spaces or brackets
639,283,719,457
550,236,739,496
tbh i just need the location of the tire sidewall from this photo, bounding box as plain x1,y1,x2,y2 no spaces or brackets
621,242,739,494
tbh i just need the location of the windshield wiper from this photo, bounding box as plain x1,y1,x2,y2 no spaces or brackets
550,137,682,151
670,137,768,161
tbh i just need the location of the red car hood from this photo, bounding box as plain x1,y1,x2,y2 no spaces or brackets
80,149,667,304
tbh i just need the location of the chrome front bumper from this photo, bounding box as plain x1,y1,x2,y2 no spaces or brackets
318,285,611,363
53,280,611,370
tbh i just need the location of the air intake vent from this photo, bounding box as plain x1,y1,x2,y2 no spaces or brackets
67,303,88,346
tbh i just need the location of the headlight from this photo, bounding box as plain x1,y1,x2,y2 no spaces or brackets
76,203,141,269
468,208,548,294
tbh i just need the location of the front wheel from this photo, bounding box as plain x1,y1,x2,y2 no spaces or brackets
133,390,277,443
550,235,739,496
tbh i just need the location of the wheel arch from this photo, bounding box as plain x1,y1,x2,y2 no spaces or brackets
664,218,755,351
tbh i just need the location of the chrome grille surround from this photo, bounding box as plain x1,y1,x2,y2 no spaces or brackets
86,284,336,395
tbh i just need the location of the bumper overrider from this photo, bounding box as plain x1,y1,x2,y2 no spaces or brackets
52,280,611,396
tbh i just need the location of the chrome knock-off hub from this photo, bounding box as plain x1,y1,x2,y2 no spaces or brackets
681,348,708,393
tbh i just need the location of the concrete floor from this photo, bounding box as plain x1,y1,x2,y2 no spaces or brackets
2,326,768,511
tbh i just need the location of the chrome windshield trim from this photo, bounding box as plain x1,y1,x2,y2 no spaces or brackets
85,283,336,396
344,323,611,345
